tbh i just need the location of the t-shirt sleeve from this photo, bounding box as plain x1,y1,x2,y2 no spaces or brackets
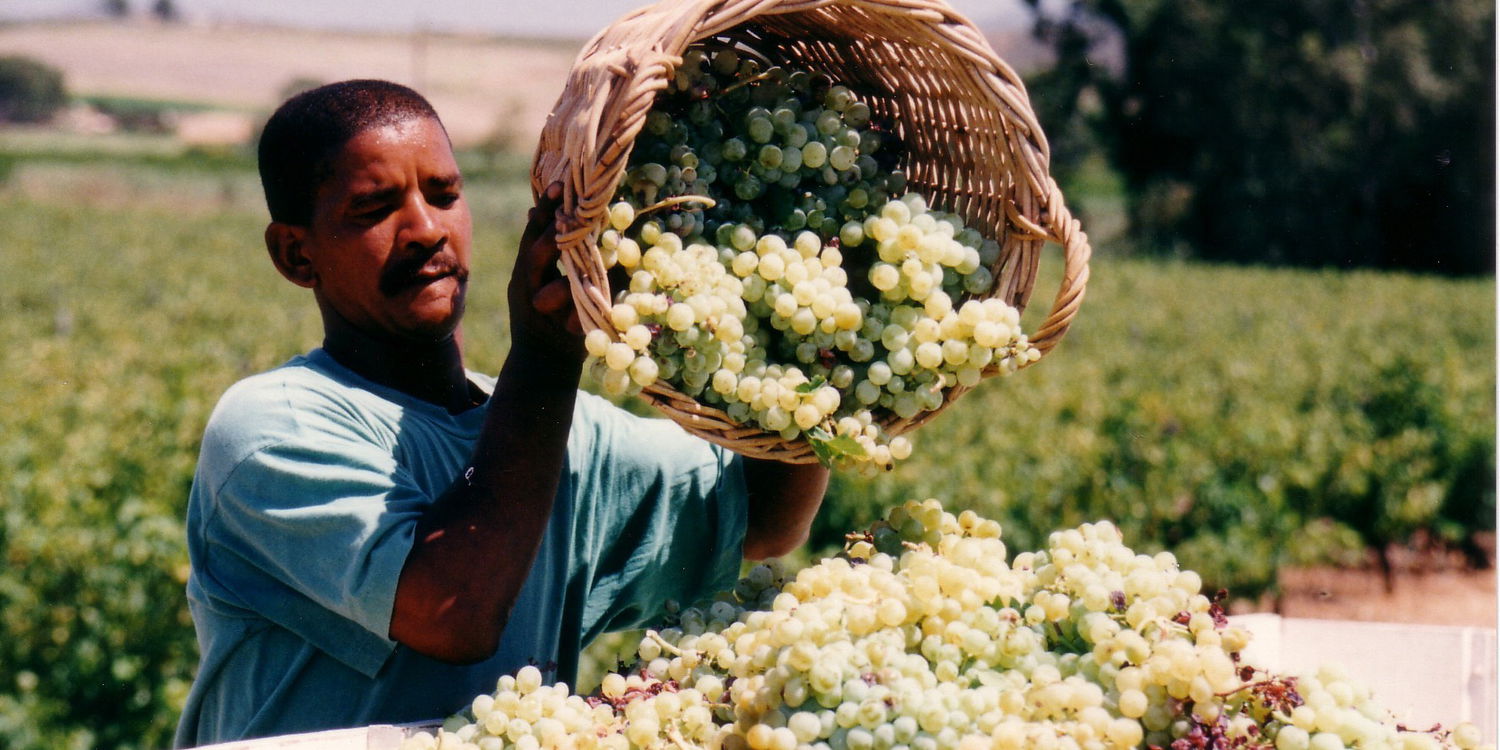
570,395,749,640
195,401,429,677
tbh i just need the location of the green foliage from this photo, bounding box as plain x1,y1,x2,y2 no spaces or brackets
152,0,180,22
0,56,68,124
0,197,306,749
77,95,205,135
0,155,1491,746
810,260,1495,600
1022,0,1496,274
0,158,530,749
1312,351,1499,579
277,77,327,102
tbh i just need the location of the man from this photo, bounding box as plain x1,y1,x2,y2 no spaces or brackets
175,80,827,747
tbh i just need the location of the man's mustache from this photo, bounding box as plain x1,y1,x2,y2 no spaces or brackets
379,252,468,297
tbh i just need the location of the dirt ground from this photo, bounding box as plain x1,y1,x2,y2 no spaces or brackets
0,19,1048,150
0,21,584,148
1258,566,1497,628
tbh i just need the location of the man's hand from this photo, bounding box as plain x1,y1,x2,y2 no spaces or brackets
509,182,583,366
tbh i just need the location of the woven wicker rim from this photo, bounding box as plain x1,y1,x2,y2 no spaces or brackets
532,0,1092,463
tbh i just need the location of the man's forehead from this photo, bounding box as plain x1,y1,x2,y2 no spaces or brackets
322,118,459,193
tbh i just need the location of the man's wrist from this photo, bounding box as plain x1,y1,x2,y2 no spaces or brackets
502,338,585,387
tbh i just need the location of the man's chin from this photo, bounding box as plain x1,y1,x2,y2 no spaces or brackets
394,301,465,345
402,280,466,323
404,314,463,343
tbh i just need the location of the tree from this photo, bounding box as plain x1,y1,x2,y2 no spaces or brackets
0,56,67,124
1023,0,1495,274
151,0,178,22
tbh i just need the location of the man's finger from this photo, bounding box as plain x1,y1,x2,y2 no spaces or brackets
519,182,565,252
532,278,574,315
524,236,564,293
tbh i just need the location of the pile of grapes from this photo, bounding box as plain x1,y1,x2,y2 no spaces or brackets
404,500,1489,750
581,45,1039,470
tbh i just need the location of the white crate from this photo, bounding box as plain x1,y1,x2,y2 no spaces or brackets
196,617,1497,749
1232,614,1497,739
193,724,409,750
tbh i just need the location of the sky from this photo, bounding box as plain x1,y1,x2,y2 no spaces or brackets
2,0,1037,39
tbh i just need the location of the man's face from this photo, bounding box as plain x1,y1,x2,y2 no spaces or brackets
302,117,473,343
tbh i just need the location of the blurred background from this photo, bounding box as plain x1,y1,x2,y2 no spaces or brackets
0,1,1493,747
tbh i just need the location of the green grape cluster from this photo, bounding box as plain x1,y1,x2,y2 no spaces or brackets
584,45,1036,470
405,500,1490,750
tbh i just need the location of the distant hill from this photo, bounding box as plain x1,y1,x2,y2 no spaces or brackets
986,25,1053,74
2,14,1056,149
1,0,1038,43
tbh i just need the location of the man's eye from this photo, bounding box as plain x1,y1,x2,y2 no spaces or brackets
353,204,394,221
433,192,461,208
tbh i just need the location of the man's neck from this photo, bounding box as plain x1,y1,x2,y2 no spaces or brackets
321,320,479,414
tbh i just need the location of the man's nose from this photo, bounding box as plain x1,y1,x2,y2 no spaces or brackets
399,194,445,250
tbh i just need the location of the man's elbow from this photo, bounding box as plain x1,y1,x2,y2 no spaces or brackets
392,611,506,665
422,632,501,665
742,526,808,560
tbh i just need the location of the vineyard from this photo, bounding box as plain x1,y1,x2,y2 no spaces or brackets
0,150,1493,749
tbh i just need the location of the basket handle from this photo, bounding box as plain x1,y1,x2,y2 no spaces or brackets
1027,176,1091,358
981,174,1090,380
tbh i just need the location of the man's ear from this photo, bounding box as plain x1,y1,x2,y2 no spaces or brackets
265,222,317,288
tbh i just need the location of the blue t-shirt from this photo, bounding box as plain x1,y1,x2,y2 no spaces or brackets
175,349,749,747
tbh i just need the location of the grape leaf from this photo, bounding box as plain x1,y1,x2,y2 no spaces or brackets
794,375,827,394
807,426,867,467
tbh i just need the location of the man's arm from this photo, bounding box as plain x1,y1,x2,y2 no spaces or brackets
389,185,584,664
742,459,829,560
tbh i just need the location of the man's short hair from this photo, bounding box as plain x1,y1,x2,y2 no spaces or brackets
257,79,444,226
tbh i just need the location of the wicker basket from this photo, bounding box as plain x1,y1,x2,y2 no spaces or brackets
531,0,1091,464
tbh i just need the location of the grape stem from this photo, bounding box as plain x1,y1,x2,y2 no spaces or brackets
638,195,717,216
1216,680,1266,699
665,725,704,750
1137,615,1191,640
645,629,696,658
719,70,776,95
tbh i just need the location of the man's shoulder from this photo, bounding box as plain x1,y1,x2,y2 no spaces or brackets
200,352,373,468
210,353,340,426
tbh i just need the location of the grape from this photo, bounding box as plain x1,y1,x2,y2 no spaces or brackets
757,144,784,169
607,201,635,231
748,116,775,144
757,253,786,281
824,85,854,112
627,356,659,387
410,501,1488,750
722,137,748,162
828,145,856,171
779,145,803,171
815,109,841,136
579,45,1049,471
734,175,764,201
802,140,829,168
622,324,651,350
1456,725,1486,750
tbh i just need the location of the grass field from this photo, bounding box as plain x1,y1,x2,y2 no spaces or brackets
0,141,1492,748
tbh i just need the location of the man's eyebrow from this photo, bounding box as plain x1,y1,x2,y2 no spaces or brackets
426,173,464,191
348,186,401,207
